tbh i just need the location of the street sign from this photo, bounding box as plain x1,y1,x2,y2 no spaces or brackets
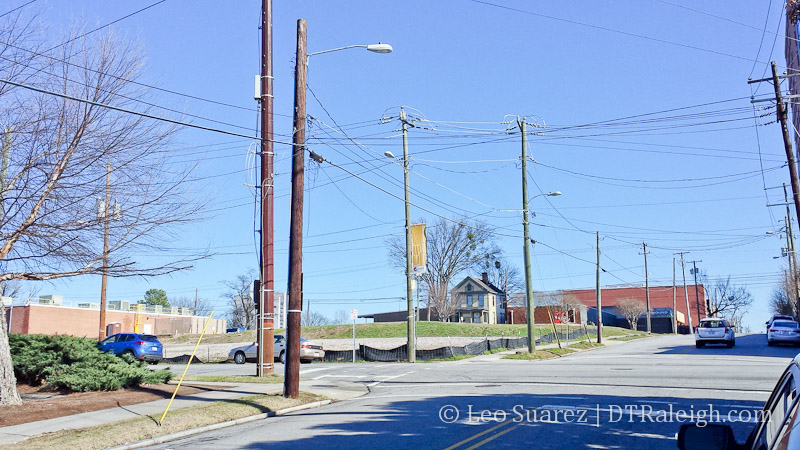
350,309,358,320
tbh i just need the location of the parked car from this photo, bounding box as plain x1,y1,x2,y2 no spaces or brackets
678,352,800,449
767,320,800,347
694,318,735,348
767,314,795,329
98,333,163,364
229,335,325,364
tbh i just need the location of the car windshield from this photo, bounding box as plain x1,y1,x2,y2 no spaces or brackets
773,321,799,328
139,335,159,342
700,320,725,328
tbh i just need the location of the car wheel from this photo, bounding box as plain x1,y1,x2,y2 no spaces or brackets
768,340,775,347
149,360,159,365
300,359,311,364
727,341,734,348
695,342,704,349
234,351,246,364
279,351,286,364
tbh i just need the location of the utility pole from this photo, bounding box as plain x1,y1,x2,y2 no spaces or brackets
642,242,651,333
749,62,800,228
285,18,306,399
672,258,677,334
520,117,536,353
98,162,112,341
596,231,602,344
785,183,800,319
258,0,275,377
400,107,415,363
679,252,693,330
691,261,703,317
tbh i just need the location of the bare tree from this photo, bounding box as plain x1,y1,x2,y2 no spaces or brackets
0,17,207,405
617,298,647,331
171,295,214,317
771,269,797,319
333,309,349,325
223,270,257,330
302,311,332,327
706,276,753,325
387,217,500,321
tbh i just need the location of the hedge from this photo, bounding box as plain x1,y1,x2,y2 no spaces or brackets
9,334,172,392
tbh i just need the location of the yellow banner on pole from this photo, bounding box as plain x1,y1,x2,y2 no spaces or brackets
411,223,427,274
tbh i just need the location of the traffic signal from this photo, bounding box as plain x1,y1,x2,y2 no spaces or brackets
252,279,261,313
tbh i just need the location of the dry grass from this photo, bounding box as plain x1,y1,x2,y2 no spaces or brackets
7,392,324,450
181,374,283,384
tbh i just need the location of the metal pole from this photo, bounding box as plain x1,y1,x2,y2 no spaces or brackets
401,107,415,363
643,242,651,333
785,183,800,319
596,231,602,344
258,0,275,376
692,261,702,318
285,18,306,399
520,118,536,353
680,253,693,330
672,258,677,334
99,162,111,341
352,318,356,363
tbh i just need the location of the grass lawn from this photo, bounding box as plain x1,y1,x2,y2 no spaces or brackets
161,323,643,346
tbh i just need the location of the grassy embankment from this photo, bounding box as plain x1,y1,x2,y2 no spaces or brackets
161,322,643,346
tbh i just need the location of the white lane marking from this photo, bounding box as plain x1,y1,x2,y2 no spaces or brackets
366,371,416,387
312,374,366,380
299,368,328,375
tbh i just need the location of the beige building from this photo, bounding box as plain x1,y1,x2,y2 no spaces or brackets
450,275,499,324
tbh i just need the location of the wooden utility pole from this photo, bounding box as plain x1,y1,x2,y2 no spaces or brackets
642,242,651,333
769,61,800,229
520,118,536,353
596,231,602,344
98,163,111,341
257,0,275,376
401,107,415,363
285,18,307,399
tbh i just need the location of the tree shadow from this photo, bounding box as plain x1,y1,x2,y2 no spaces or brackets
654,333,800,358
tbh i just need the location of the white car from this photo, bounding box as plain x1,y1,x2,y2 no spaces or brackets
767,320,800,347
228,335,325,364
694,318,735,348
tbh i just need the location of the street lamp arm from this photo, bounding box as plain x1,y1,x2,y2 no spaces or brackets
307,43,393,61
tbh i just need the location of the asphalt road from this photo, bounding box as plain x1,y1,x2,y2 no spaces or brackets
150,333,797,449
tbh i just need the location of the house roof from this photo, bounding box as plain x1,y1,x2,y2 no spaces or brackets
451,276,498,294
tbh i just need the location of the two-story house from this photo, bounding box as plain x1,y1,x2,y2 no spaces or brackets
450,273,500,324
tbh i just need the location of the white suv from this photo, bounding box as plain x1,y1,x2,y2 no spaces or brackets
694,318,735,348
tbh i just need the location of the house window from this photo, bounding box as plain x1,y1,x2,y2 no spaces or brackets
466,284,472,291
478,295,484,307
467,295,473,306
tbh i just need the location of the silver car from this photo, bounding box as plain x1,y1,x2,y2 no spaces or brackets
229,335,325,364
694,318,735,348
767,320,800,346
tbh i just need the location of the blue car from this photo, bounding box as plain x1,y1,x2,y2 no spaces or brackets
98,333,163,364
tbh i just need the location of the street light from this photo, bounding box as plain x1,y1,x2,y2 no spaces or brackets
285,18,392,398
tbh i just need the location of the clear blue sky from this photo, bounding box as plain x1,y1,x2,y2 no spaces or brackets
11,0,794,332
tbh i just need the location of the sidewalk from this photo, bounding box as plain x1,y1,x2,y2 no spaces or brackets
0,378,368,447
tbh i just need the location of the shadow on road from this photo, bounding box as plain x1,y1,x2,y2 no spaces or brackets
655,333,800,359
233,393,763,450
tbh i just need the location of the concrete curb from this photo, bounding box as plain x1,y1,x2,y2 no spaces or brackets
106,399,332,450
